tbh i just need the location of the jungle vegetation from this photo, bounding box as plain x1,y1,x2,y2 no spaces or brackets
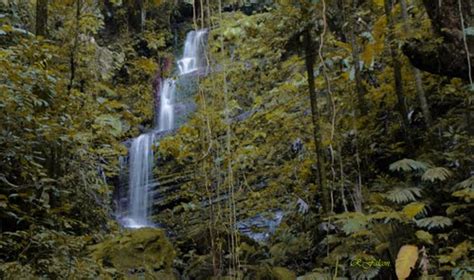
0,0,473,279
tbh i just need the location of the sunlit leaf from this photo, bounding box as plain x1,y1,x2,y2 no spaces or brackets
396,245,418,280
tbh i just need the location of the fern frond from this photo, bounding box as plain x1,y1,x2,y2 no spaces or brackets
402,202,426,219
369,211,403,222
415,216,452,230
422,167,452,182
451,177,474,202
446,203,473,215
438,240,471,264
342,218,367,235
350,267,381,280
415,230,433,245
336,212,369,235
457,176,474,189
452,189,474,201
386,187,421,204
389,159,429,173
296,272,331,280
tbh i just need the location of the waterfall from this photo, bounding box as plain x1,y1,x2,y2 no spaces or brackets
123,133,155,228
158,79,176,131
177,29,207,75
119,29,207,228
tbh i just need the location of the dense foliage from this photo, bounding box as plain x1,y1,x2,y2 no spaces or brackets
1,0,473,279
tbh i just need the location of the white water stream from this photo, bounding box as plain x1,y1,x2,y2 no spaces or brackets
120,29,207,228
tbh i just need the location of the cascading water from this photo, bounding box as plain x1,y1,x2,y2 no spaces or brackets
177,29,207,75
158,79,176,131
123,133,155,228
119,29,207,228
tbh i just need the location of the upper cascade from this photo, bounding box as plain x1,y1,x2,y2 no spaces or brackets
177,29,208,76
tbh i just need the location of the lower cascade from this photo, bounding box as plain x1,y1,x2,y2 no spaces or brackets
118,29,208,228
121,133,156,228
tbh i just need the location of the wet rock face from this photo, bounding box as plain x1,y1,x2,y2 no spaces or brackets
90,228,176,279
236,210,284,243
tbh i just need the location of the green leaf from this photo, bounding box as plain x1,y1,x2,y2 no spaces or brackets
452,188,474,201
439,241,471,265
94,114,122,136
422,167,452,182
389,159,429,172
446,203,472,215
386,187,421,204
415,216,452,230
402,202,426,219
340,213,368,235
415,230,433,245
343,218,367,235
457,177,474,189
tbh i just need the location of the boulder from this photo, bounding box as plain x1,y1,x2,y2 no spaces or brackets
90,228,176,279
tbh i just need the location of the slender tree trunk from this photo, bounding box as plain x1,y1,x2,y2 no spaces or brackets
349,0,366,114
384,0,412,148
68,0,81,91
304,27,329,214
344,0,365,212
400,0,432,127
35,0,48,37
414,69,432,125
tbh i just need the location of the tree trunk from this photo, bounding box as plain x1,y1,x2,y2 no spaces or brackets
384,0,412,148
403,0,474,80
35,0,48,37
349,0,366,115
399,0,432,127
304,27,329,214
128,0,145,33
68,0,81,91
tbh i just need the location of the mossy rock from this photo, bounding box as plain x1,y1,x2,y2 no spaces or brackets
272,267,296,280
255,266,296,280
90,228,176,279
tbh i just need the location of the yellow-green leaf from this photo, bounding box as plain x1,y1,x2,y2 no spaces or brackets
402,202,425,219
396,245,418,280
415,230,433,245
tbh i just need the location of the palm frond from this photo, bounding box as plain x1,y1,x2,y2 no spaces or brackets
456,176,474,189
386,187,422,204
389,158,429,173
422,167,452,182
415,216,452,230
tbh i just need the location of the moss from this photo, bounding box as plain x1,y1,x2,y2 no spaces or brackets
90,228,176,279
254,266,297,280
272,267,297,280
